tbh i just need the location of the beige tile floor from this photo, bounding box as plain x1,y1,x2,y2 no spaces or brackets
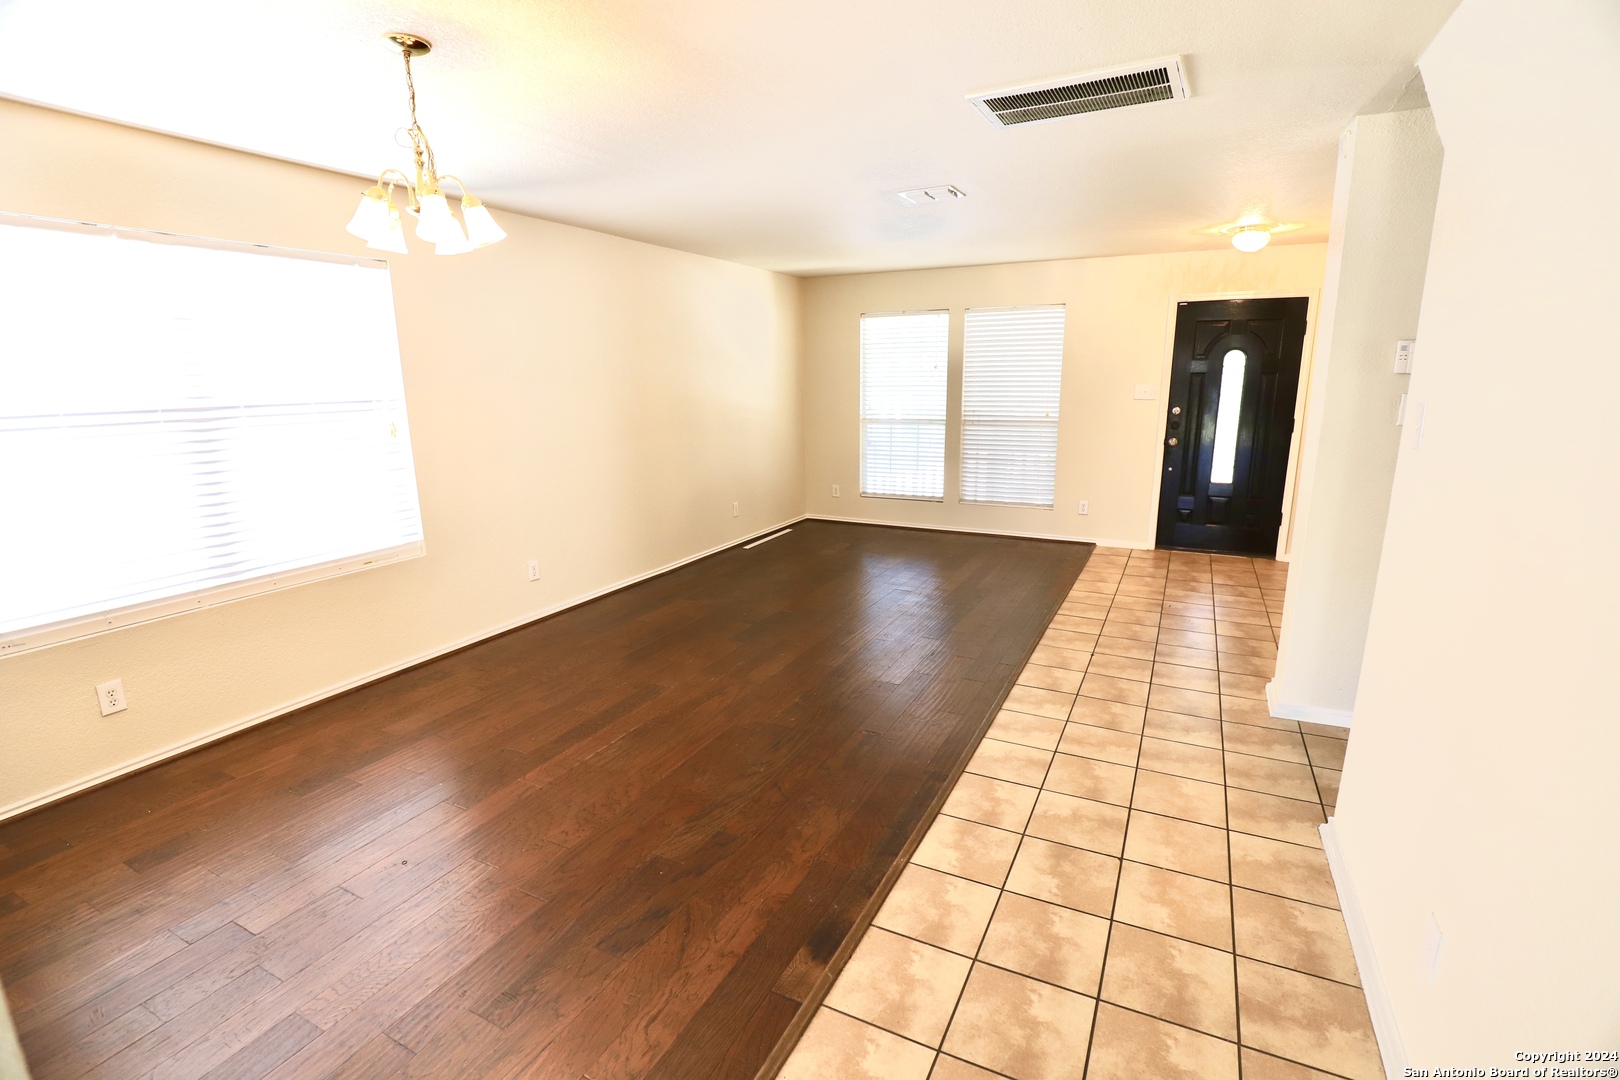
778,548,1382,1080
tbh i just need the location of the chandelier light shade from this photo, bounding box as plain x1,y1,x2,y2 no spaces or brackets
413,192,460,245
460,196,508,247
343,33,506,257
344,186,391,243
374,205,411,255
433,228,477,257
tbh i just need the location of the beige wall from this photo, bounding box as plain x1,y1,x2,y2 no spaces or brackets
0,100,803,817
1270,108,1443,724
1333,0,1620,1065
800,247,1327,549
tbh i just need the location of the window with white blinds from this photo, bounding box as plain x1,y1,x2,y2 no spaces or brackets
860,311,948,500
960,305,1066,508
0,214,424,654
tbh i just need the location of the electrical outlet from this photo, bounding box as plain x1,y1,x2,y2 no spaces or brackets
1133,384,1157,400
731,501,739,517
527,559,540,582
96,679,127,717
832,484,840,498
1077,500,1089,515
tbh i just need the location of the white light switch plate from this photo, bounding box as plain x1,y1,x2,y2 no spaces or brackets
1395,340,1415,374
1133,384,1157,400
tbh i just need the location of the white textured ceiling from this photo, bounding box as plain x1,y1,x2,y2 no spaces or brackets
0,0,1457,275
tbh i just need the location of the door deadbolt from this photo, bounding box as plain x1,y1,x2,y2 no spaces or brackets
1171,406,1182,415
1167,437,1179,446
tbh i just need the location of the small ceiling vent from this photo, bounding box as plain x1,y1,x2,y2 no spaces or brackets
968,56,1190,127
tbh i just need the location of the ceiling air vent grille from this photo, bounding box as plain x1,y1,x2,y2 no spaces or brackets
969,57,1190,127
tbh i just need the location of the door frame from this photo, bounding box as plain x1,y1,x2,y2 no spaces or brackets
1145,288,1322,561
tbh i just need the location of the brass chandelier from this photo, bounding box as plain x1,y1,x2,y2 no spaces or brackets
345,33,506,256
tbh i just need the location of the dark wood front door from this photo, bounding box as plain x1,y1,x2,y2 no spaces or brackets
1155,297,1308,556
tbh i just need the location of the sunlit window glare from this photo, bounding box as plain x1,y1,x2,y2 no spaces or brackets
0,217,424,649
960,305,1065,508
1209,348,1247,485
860,312,948,500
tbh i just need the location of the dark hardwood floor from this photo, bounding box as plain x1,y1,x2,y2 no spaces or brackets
0,520,1091,1079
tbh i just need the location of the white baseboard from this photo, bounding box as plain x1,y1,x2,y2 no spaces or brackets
804,513,1150,550
0,515,808,824
1265,680,1354,728
1321,820,1408,1078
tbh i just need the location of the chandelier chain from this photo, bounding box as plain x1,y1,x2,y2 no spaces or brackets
403,48,419,130
399,46,438,192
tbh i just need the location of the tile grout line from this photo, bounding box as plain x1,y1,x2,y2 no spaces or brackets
1223,557,1252,1080
975,729,1340,809
1077,559,1135,1080
931,557,1112,1079
986,557,1110,1076
912,847,1353,928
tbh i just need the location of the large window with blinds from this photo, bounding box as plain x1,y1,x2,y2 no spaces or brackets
859,310,948,500
0,214,423,655
960,305,1066,508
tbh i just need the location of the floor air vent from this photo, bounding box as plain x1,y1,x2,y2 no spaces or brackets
968,56,1189,127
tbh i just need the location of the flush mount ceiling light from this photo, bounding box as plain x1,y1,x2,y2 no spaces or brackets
345,33,506,257
1213,218,1301,253
1230,225,1272,252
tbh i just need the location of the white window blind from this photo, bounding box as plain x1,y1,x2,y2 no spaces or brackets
860,311,948,500
0,214,424,654
961,305,1066,508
